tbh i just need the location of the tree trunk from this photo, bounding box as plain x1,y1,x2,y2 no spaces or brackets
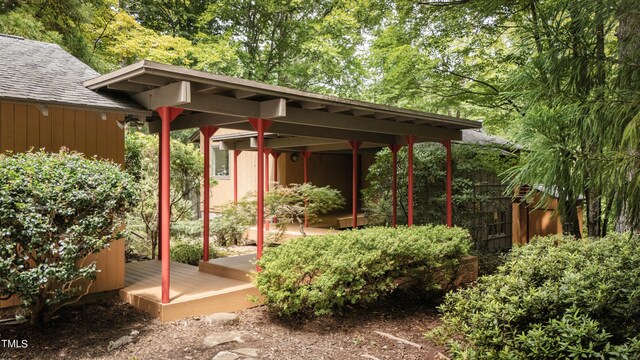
617,0,640,231
586,189,602,238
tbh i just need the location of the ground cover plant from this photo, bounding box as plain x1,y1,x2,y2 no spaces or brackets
436,234,640,359
0,150,136,325
255,225,472,317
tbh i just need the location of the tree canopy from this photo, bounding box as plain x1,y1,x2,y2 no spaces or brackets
2,0,639,235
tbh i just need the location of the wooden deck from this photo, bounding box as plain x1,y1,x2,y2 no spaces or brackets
199,254,256,281
120,260,262,322
315,212,368,229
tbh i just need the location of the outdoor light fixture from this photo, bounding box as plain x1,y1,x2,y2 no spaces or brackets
250,137,257,148
218,141,228,150
290,152,299,162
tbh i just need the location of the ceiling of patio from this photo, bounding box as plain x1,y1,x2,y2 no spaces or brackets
85,60,482,152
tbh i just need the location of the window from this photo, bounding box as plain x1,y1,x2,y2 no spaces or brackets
211,144,230,179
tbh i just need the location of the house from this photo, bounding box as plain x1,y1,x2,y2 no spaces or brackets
0,34,147,309
512,185,585,244
196,127,518,229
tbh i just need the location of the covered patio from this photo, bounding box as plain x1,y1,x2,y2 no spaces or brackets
85,60,481,318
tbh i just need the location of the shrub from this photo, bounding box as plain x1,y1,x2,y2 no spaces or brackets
211,201,255,246
125,131,210,259
170,241,217,265
0,150,136,325
437,234,640,359
255,225,472,317
265,183,345,236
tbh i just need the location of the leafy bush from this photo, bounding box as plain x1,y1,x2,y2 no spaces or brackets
265,183,345,236
170,220,203,240
124,131,210,259
211,201,255,246
255,225,472,317
0,150,136,325
170,241,217,265
437,234,640,359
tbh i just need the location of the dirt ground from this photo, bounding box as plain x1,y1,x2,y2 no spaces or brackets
0,295,449,360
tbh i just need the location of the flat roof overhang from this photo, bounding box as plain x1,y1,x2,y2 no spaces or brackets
85,60,482,151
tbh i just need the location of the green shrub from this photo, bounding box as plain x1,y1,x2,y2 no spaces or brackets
438,234,640,359
255,225,472,317
212,201,255,246
265,183,345,236
170,220,203,240
170,241,217,265
0,150,136,325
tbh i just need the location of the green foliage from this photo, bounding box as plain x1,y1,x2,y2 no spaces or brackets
211,201,255,247
438,234,640,359
363,142,516,230
265,183,345,236
125,130,208,259
0,150,136,325
170,240,216,266
255,225,472,317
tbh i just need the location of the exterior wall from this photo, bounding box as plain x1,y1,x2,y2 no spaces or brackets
204,129,377,213
512,195,584,245
0,101,126,309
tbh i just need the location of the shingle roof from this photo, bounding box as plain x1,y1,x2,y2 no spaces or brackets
0,34,146,113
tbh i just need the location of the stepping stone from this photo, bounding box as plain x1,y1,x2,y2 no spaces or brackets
212,351,239,360
108,335,133,352
205,312,239,326
233,348,258,357
204,331,247,347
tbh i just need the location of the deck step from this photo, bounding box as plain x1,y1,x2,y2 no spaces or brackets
121,260,263,322
199,254,256,282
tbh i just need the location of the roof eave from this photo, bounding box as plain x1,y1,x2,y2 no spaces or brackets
85,60,481,129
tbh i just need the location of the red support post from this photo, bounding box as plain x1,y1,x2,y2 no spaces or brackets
388,145,401,227
248,118,272,265
201,126,218,262
233,150,241,204
157,132,163,261
302,151,312,227
349,141,362,228
406,136,415,227
271,152,281,185
264,148,272,231
443,140,453,227
157,106,183,304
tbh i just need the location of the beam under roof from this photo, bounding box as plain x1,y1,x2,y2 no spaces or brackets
85,60,481,149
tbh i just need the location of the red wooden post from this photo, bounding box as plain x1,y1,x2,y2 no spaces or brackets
248,118,272,264
443,140,453,227
406,136,415,227
349,141,362,228
200,126,218,262
302,151,312,227
157,132,163,261
157,106,183,304
271,152,281,185
388,145,401,227
233,150,241,204
264,148,271,230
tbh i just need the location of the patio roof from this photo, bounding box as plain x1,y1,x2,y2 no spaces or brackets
85,60,481,149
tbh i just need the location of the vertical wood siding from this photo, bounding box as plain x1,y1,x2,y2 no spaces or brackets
0,101,126,308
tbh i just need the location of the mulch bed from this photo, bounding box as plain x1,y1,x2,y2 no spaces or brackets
1,294,449,359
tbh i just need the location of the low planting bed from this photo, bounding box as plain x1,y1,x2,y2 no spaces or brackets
255,225,475,317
